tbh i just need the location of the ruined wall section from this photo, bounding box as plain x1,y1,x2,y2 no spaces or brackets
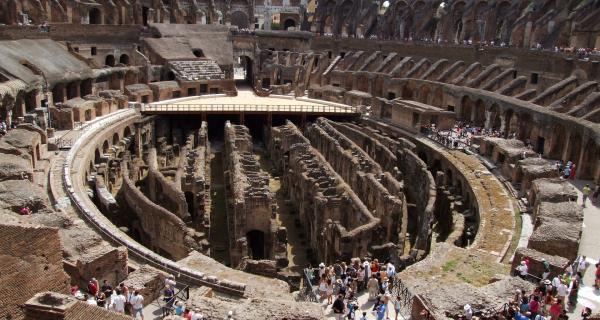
180,122,211,228
306,118,407,250
223,122,286,267
337,121,436,254
145,147,191,223
269,121,380,263
121,156,197,261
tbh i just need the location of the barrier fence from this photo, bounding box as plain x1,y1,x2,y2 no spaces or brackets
141,103,361,114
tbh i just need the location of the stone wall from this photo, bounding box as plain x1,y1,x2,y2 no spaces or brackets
223,122,286,267
268,121,380,263
121,158,192,261
0,221,70,320
306,118,408,251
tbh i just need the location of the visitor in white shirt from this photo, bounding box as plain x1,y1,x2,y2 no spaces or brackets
110,289,126,314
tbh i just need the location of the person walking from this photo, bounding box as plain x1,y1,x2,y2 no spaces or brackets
582,184,591,207
110,289,126,314
332,294,346,320
129,290,145,320
367,274,379,300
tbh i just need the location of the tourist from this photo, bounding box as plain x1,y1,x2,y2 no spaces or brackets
0,119,6,135
165,274,176,289
367,274,379,300
556,281,568,306
119,283,132,314
376,301,387,320
549,299,562,320
129,290,144,319
19,206,31,215
318,275,328,301
516,261,528,279
558,309,569,320
174,300,185,315
332,294,345,320
529,296,540,318
88,278,99,296
101,280,112,306
582,184,591,207
581,307,593,320
326,278,334,304
96,292,106,308
394,293,402,320
542,258,550,280
110,289,126,314
567,276,579,306
357,265,365,292
592,183,600,203
569,163,576,179
164,285,175,311
464,304,473,320
318,262,326,278
359,311,368,320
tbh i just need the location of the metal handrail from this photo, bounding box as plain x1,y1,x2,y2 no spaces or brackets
298,268,319,302
141,103,360,114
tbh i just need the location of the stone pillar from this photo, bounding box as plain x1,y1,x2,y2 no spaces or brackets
484,108,492,129
499,111,507,134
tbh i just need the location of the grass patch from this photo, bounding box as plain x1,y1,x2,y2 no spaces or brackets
442,260,458,272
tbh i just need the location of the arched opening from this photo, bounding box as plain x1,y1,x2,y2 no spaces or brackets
473,99,486,127
547,124,566,159
246,230,265,259
94,149,101,163
489,104,501,131
112,132,120,145
102,140,110,154
89,8,102,24
124,126,132,137
564,131,582,164
119,54,130,65
184,191,195,220
52,84,65,103
80,79,93,96
192,49,204,58
283,18,296,30
460,96,474,122
231,11,249,29
578,139,599,179
417,151,429,166
105,55,115,67
66,82,79,100
235,56,253,87
142,6,149,26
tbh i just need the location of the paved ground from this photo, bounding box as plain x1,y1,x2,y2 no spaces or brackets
566,179,600,316
143,90,358,114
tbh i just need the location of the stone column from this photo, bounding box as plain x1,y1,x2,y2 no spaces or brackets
484,108,492,129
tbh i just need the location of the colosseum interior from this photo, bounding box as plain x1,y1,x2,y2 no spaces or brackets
0,0,599,319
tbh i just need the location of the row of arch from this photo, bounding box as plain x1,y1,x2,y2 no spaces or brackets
376,78,600,180
316,0,574,48
104,54,130,67
93,125,133,165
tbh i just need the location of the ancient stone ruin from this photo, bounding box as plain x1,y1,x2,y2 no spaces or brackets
0,1,599,319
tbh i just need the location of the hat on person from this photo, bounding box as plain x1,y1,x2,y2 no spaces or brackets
319,263,325,268
464,304,471,311
521,261,526,265
541,258,546,262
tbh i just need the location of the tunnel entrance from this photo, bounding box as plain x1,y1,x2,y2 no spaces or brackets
246,230,265,260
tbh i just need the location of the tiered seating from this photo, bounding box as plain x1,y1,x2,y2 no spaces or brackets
168,60,225,81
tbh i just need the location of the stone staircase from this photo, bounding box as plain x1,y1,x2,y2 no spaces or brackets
168,60,225,81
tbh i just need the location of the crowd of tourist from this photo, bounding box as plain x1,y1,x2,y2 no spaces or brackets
422,122,507,150
504,255,600,320
71,277,146,319
308,258,404,320
315,32,600,61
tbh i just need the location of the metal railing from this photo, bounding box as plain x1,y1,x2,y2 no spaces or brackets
297,268,319,302
141,103,361,114
151,282,191,317
391,277,413,320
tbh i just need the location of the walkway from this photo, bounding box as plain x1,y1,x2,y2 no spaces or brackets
142,90,360,115
567,180,600,316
